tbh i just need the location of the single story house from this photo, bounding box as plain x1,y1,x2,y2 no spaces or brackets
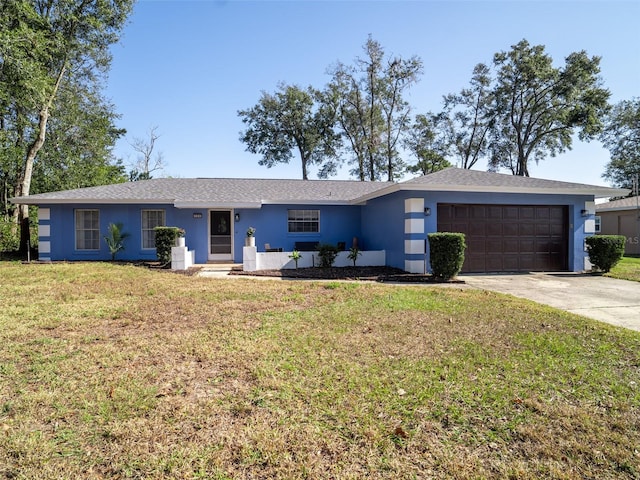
11,168,627,273
595,196,640,255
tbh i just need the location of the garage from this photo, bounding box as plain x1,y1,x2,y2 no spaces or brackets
437,203,569,273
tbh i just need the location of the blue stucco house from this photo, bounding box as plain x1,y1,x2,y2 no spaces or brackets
11,168,626,273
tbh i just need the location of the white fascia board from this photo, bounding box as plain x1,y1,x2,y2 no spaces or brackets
394,184,629,198
597,206,640,213
10,197,174,205
260,199,352,206
173,201,262,209
351,184,401,204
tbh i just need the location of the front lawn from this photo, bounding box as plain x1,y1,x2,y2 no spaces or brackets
606,255,640,282
1,263,638,479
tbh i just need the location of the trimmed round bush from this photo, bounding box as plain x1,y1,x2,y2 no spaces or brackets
428,232,466,280
155,226,182,265
585,235,625,273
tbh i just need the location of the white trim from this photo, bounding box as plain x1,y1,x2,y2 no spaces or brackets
175,201,261,209
287,209,320,234
405,198,424,213
404,218,424,234
75,209,100,251
405,260,425,274
141,208,166,250
208,209,234,262
14,198,174,205
584,218,596,234
584,257,593,271
38,208,50,220
353,183,629,204
38,241,51,254
584,200,596,215
404,239,425,255
39,225,50,237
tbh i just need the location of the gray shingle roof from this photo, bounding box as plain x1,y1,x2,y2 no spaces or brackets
401,168,625,194
596,196,640,212
12,167,627,206
13,177,392,207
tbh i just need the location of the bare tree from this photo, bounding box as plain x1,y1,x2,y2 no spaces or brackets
129,126,165,181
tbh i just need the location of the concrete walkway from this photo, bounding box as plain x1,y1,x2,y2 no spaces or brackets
461,273,640,332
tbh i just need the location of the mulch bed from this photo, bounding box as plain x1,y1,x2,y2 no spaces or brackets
230,266,465,283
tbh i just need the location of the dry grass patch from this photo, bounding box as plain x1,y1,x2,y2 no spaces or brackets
0,262,639,479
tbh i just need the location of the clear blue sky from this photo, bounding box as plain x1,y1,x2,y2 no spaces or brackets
105,0,639,186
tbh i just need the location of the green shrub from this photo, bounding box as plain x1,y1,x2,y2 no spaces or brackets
316,243,339,268
155,226,181,265
586,235,626,273
0,219,19,252
428,232,466,280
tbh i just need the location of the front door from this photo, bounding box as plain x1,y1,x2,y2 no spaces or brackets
209,210,233,261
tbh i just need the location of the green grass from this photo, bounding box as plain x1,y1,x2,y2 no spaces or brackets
606,255,640,282
1,263,639,479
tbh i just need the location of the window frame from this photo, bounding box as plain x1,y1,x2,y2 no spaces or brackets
594,215,601,233
287,209,320,233
141,209,166,249
75,209,100,251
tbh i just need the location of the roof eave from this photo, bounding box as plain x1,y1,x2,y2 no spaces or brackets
261,199,353,206
173,201,262,209
10,197,175,205
395,184,629,198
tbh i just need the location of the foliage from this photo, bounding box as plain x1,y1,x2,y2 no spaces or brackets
327,35,423,181
487,39,610,176
154,226,181,265
404,113,452,175
601,98,640,190
0,0,134,251
288,249,303,269
30,82,128,194
239,83,340,180
441,63,494,169
0,218,19,252
428,232,467,279
347,246,362,267
103,222,130,261
1,262,639,478
246,226,256,237
316,243,340,268
586,235,626,273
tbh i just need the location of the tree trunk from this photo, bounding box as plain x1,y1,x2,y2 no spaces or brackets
14,63,66,253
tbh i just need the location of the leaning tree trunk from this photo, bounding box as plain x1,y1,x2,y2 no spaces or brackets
13,63,66,254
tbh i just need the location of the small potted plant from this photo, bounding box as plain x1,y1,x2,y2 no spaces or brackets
176,228,186,247
246,226,256,247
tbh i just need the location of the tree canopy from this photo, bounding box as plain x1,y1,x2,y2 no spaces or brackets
0,0,134,250
601,98,640,191
238,83,340,180
327,36,422,181
487,40,610,176
403,113,452,175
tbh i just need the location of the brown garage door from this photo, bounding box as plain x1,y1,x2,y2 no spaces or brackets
437,204,569,273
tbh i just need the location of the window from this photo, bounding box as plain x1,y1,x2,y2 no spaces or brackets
75,209,99,250
142,209,165,248
595,215,601,233
288,209,320,233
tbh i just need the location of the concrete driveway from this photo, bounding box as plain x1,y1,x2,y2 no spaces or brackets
461,273,640,332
